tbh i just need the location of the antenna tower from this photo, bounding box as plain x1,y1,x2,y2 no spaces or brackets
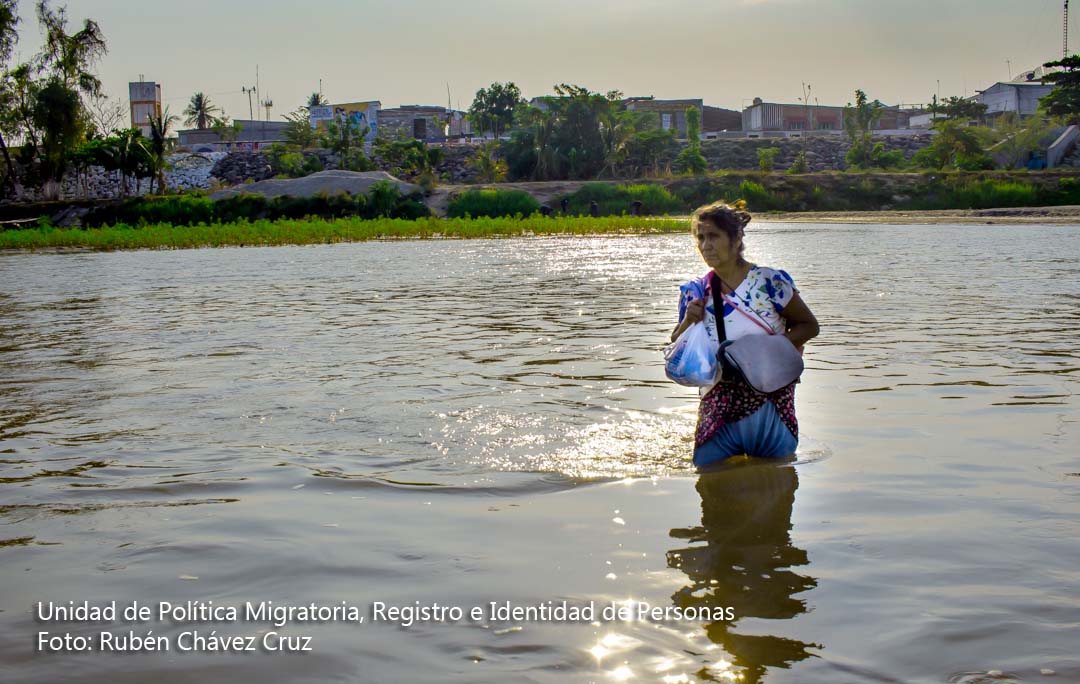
1066,0,1071,59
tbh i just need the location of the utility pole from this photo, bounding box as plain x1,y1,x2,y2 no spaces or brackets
1006,59,1012,80
242,86,255,121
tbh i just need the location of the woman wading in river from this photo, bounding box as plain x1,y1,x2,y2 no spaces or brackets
671,201,820,466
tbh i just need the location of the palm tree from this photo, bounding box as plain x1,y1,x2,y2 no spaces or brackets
524,108,557,181
0,0,21,195
306,91,327,110
145,108,177,193
183,92,220,130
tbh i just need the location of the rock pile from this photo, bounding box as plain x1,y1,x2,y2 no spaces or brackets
688,135,934,172
209,170,420,201
209,153,276,185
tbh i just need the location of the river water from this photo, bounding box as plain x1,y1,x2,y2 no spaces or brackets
1,224,1077,684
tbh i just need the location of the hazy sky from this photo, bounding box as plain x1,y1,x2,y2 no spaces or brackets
6,0,1072,123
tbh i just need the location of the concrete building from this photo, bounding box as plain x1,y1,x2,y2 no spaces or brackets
129,81,162,138
741,97,912,136
908,112,945,129
378,105,460,142
701,105,742,133
973,68,1054,118
529,95,737,138
624,98,703,138
310,102,381,142
178,120,290,153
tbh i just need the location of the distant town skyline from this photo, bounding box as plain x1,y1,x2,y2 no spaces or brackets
6,0,1074,125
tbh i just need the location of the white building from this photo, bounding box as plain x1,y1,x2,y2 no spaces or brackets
973,67,1056,117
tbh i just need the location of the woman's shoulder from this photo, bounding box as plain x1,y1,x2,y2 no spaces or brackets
747,265,797,290
745,265,798,310
747,265,794,281
678,272,711,299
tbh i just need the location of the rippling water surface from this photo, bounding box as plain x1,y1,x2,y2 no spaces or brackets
1,224,1078,683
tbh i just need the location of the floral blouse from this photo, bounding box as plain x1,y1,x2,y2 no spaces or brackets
676,266,800,446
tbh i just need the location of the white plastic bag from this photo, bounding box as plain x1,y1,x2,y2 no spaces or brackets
664,321,719,387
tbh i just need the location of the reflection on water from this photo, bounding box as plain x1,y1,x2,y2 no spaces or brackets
669,462,817,683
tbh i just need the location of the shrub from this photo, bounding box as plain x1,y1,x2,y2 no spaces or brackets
447,189,540,218
737,180,780,210
950,180,1038,208
758,147,780,172
557,183,684,216
82,184,429,227
787,150,809,174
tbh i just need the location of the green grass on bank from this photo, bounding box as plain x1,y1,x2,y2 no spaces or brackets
0,215,690,252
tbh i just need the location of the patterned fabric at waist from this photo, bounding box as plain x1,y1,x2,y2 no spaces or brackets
695,379,798,447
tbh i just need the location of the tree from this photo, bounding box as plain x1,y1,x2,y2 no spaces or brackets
0,0,20,193
31,76,82,198
911,120,994,170
1039,55,1080,121
989,112,1057,169
20,0,107,199
373,137,442,192
467,82,524,138
623,128,676,178
547,83,613,179
466,141,507,183
306,92,327,109
321,118,373,171
514,105,558,180
212,116,242,145
84,90,124,138
787,150,809,174
675,106,707,175
843,89,882,169
283,108,318,148
35,0,105,96
145,108,177,193
757,146,779,172
940,96,987,122
183,91,220,130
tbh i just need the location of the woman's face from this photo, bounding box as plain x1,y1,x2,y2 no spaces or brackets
695,219,743,268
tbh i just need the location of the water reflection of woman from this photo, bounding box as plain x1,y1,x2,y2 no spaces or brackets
668,463,818,683
671,201,819,466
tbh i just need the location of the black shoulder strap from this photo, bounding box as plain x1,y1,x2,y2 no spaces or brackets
710,272,733,382
709,272,727,343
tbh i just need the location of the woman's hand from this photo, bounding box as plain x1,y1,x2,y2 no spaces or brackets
684,299,705,324
671,298,705,342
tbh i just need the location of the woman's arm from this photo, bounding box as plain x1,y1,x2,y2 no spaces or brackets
671,299,704,342
782,292,819,348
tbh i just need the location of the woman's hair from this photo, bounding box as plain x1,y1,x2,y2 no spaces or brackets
691,200,752,263
690,199,751,238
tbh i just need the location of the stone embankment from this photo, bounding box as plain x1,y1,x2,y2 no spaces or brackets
693,135,934,172
16,152,227,201
4,135,935,203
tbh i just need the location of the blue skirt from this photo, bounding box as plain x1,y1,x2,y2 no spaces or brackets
693,401,798,467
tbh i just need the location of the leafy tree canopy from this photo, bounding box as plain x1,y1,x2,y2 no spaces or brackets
183,92,220,130
939,95,987,121
1040,55,1080,120
468,82,524,138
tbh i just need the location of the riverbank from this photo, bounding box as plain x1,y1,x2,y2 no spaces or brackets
0,215,687,252
2,207,1079,253
760,204,1080,225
